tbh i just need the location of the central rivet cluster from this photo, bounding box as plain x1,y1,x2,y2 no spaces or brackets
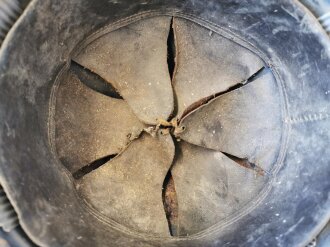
143,118,186,137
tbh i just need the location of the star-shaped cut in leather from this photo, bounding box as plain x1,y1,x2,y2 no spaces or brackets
54,16,283,237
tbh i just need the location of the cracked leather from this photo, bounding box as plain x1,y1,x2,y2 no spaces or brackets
74,16,174,125
172,18,265,117
57,15,276,237
78,134,174,237
55,70,145,173
178,70,282,171
172,141,267,236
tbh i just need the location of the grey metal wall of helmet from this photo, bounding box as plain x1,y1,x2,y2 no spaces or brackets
300,0,330,33
296,2,330,246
